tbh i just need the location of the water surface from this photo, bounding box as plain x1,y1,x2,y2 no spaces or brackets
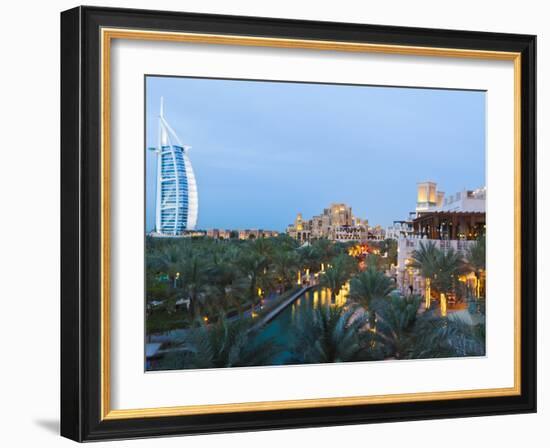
255,284,349,364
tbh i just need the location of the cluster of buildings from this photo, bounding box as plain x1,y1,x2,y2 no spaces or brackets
283,182,486,299
205,228,280,240
286,203,385,243
388,181,486,296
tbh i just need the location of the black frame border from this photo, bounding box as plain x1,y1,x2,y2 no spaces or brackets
61,6,536,442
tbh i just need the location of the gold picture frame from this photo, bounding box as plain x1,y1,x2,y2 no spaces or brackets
61,6,536,441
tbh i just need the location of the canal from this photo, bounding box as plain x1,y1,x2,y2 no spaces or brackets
254,283,350,364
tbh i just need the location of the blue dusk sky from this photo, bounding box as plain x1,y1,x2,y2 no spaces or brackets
145,76,486,232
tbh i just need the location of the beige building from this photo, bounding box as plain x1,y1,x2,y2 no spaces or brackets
287,203,372,243
416,181,445,212
387,182,486,242
205,228,279,240
206,228,220,238
327,203,353,227
238,229,280,240
331,226,369,242
368,224,386,240
416,181,485,214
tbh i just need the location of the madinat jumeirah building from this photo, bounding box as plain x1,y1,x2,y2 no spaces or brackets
286,203,373,243
389,181,486,300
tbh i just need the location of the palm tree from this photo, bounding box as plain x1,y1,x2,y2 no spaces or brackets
252,237,274,261
161,319,281,369
320,255,353,303
465,236,486,298
298,245,322,274
386,239,398,268
312,238,335,270
431,247,465,316
178,254,208,322
152,243,190,288
271,249,299,292
205,253,246,318
237,251,269,309
365,253,382,271
371,295,421,359
289,305,377,363
411,312,486,358
410,241,439,309
273,233,299,251
207,241,248,317
371,295,485,359
349,266,395,328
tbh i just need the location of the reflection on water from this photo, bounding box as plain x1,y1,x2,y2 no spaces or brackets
291,283,349,321
256,283,350,364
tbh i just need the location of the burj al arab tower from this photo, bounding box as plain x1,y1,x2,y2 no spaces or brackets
149,97,198,236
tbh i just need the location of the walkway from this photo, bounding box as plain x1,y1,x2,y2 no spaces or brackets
249,284,316,332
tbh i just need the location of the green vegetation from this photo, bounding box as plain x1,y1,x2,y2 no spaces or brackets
146,235,353,330
465,235,486,298
366,239,398,271
410,237,486,314
158,319,281,370
372,295,485,359
320,254,356,302
289,305,379,364
349,266,395,328
146,235,486,371
409,241,439,309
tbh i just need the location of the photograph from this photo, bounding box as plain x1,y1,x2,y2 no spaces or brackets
144,76,487,371
54,4,537,442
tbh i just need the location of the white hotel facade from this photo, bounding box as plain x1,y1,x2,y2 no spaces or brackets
149,98,198,236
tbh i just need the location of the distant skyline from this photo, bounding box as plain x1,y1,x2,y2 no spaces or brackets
146,76,486,232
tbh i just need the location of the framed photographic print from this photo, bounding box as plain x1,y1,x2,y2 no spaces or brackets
60,6,537,442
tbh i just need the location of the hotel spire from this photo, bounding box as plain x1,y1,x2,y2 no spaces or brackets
151,97,199,235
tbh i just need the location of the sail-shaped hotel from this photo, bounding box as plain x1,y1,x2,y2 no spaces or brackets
149,98,198,236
